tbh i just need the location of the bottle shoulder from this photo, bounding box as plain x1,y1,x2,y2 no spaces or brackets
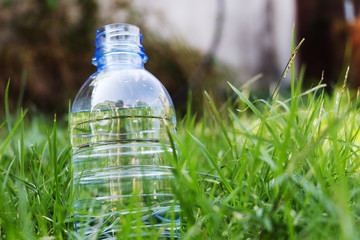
72,68,174,113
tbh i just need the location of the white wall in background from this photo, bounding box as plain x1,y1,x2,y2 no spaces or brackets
99,0,296,84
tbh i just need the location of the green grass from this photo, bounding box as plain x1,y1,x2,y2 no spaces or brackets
2,59,360,238
2,76,360,239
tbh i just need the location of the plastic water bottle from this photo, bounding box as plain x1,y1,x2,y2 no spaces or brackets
70,23,180,238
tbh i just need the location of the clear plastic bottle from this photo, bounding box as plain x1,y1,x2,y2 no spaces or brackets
70,23,179,238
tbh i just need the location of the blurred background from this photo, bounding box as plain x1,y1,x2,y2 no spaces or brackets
0,0,359,115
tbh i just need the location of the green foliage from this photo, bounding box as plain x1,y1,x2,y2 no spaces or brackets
169,71,360,239
2,64,360,239
0,81,72,239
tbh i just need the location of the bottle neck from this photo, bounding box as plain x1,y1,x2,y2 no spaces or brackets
94,53,144,70
92,23,148,70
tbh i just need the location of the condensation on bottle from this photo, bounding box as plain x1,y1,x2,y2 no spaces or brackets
70,23,180,239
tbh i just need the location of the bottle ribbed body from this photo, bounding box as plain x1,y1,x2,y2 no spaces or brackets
70,23,179,239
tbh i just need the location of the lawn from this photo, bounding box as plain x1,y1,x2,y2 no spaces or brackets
1,45,360,239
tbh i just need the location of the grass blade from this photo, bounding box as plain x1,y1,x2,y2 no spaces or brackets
188,131,233,194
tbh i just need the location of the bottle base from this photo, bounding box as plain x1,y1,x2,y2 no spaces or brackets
74,207,180,239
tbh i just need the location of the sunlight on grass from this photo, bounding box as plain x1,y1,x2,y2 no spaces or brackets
1,60,360,238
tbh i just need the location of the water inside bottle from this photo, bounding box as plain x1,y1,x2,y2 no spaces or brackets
70,105,180,239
